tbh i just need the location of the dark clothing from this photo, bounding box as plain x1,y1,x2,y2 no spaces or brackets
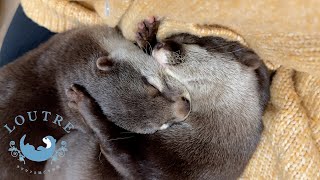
0,5,55,67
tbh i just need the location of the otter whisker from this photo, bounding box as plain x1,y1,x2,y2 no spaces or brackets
172,51,185,63
97,136,134,162
98,151,103,164
141,45,148,53
106,136,134,142
139,41,153,54
146,41,153,54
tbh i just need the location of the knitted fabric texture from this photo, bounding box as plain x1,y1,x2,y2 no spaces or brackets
21,0,320,179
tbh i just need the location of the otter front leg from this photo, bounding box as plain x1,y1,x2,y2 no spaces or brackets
66,84,141,179
136,17,160,54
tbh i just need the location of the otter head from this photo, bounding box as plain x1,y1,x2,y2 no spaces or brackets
67,27,191,134
92,55,190,134
151,34,270,113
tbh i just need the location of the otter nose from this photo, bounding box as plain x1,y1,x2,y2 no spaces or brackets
154,42,164,50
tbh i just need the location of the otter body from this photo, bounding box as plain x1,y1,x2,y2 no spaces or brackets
58,19,270,180
0,26,178,179
0,19,270,180
139,18,270,179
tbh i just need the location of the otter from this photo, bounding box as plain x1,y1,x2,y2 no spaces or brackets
57,18,270,179
0,26,187,179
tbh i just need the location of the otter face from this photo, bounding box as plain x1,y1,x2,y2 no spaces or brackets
92,55,190,134
152,34,270,115
68,28,191,134
151,34,270,110
152,34,256,83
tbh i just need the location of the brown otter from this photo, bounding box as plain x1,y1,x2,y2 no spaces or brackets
0,26,186,179
57,18,270,179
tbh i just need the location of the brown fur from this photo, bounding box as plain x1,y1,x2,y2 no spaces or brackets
0,25,184,179
0,19,270,179
54,19,271,180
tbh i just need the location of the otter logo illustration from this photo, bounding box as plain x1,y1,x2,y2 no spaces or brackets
19,134,56,162
5,111,71,174
8,134,67,165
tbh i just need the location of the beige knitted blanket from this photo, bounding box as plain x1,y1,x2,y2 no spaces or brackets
21,0,320,179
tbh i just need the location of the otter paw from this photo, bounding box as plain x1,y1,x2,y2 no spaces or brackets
136,16,160,53
66,84,92,110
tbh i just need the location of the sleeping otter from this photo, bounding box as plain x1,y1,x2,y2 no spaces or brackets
0,26,186,179
56,18,270,179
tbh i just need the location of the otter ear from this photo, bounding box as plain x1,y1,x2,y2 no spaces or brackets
173,97,191,121
96,56,114,71
241,53,261,69
234,50,261,70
